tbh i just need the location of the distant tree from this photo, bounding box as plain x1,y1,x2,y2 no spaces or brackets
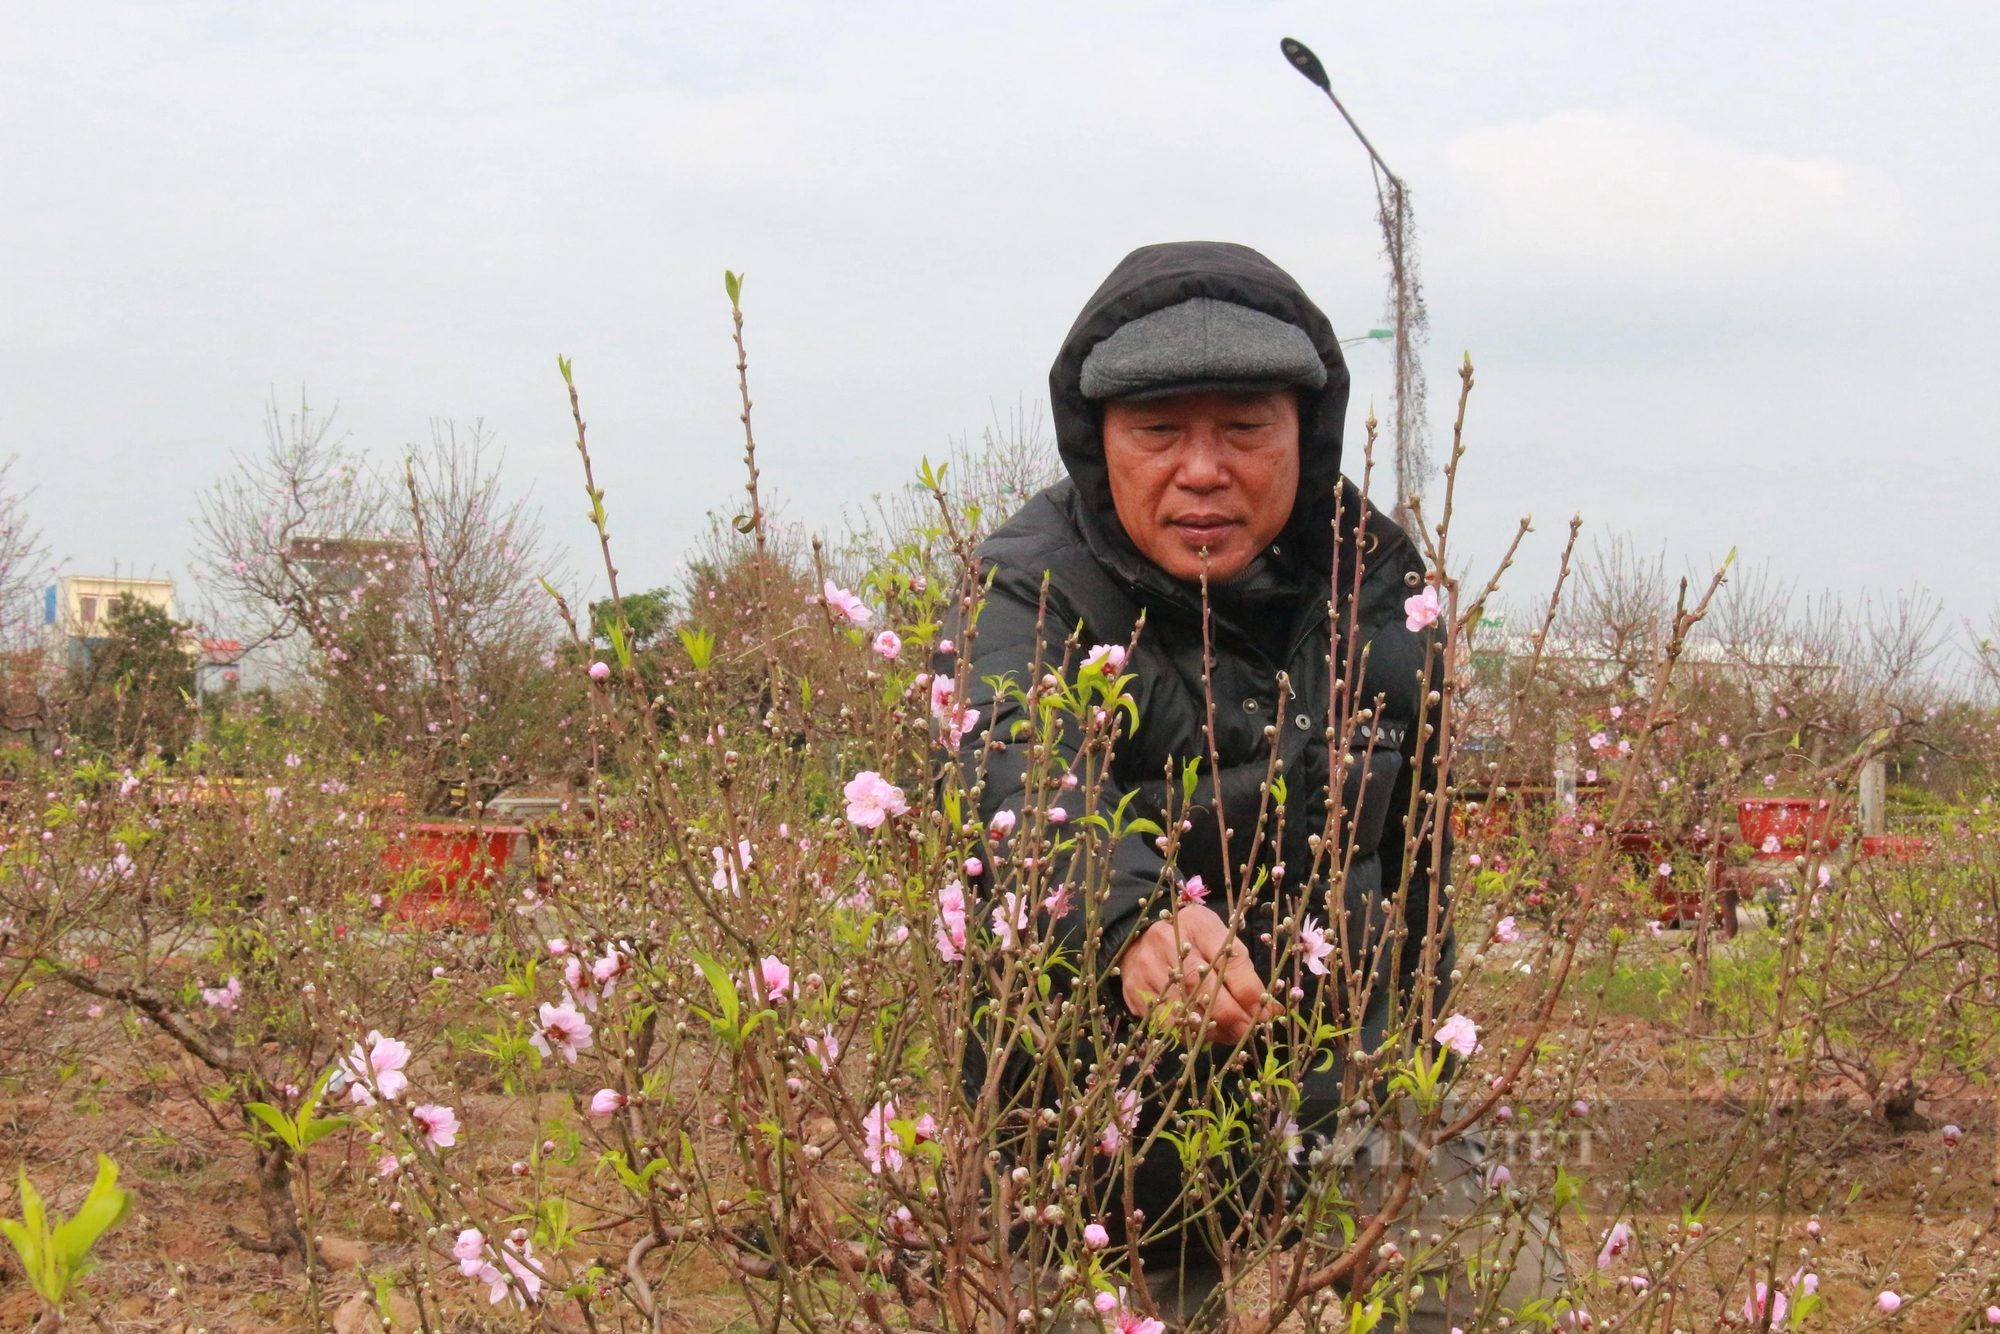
0,456,49,649
64,596,196,760
0,456,55,742
195,394,576,804
590,587,674,653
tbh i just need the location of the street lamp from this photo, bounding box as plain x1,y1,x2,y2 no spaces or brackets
1280,36,1431,524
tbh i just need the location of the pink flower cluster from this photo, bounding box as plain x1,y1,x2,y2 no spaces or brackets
711,840,753,895
530,1001,593,1063
343,1032,411,1105
756,956,791,1001
1403,586,1441,632
200,977,243,1011
452,1228,542,1308
935,880,969,961
1092,1288,1165,1334
411,1103,460,1148
1739,1271,1818,1326
860,1100,938,1174
1434,1013,1479,1057
1082,643,1127,675
821,581,872,626
930,675,979,744
1297,917,1333,975
1098,1087,1141,1155
990,891,1030,950
563,944,627,1011
844,771,908,829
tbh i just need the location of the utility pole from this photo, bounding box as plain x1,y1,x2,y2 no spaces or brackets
1280,37,1431,528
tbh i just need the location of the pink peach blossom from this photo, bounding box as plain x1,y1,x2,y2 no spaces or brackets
805,1027,841,1069
862,1099,905,1173
935,881,969,961
1098,1087,1141,1155
344,1032,411,1105
1435,1013,1479,1057
1082,644,1127,674
844,771,908,829
1596,1221,1634,1268
928,675,979,743
1403,586,1441,632
1298,915,1333,975
412,1103,460,1148
822,581,872,626
530,1001,593,1064
453,1228,486,1275
991,892,1030,949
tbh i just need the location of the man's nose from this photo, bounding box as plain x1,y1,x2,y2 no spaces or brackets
1173,429,1229,492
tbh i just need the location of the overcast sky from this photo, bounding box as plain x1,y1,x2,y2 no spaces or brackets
4,2,1996,637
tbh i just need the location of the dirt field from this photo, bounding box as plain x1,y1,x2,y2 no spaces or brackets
4,925,1996,1332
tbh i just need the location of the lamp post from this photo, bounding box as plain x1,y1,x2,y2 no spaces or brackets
1280,37,1431,528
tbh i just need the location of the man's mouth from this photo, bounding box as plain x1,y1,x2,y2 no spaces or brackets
1167,516,1242,548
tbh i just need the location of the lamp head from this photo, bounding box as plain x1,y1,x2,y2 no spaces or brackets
1279,37,1332,92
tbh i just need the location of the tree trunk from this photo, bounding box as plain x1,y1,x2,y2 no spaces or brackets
245,1129,309,1268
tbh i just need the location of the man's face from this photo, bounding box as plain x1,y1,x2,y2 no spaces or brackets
1101,388,1300,583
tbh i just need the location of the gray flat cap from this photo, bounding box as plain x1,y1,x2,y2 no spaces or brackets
1079,297,1329,401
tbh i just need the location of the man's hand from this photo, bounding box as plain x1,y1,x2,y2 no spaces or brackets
1120,903,1274,1045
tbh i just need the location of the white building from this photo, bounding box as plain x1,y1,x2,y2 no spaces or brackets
44,575,176,642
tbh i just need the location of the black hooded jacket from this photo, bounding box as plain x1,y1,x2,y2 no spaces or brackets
954,241,1451,1043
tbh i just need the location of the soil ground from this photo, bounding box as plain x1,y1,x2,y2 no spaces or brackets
2,922,1995,1332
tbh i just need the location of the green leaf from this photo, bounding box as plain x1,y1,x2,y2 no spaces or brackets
244,1102,302,1152
558,355,574,386
2,1157,132,1310
691,952,744,1045
16,1170,47,1257
679,626,715,673
606,617,633,670
724,270,744,305
0,1217,39,1291
295,1114,352,1151
597,1150,644,1192
52,1158,132,1273
1551,1164,1581,1215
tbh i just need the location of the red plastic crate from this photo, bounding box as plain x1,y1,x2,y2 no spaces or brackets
382,822,524,930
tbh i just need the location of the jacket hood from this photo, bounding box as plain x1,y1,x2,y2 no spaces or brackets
1049,241,1352,574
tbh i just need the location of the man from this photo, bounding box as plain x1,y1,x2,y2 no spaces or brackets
954,242,1558,1328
